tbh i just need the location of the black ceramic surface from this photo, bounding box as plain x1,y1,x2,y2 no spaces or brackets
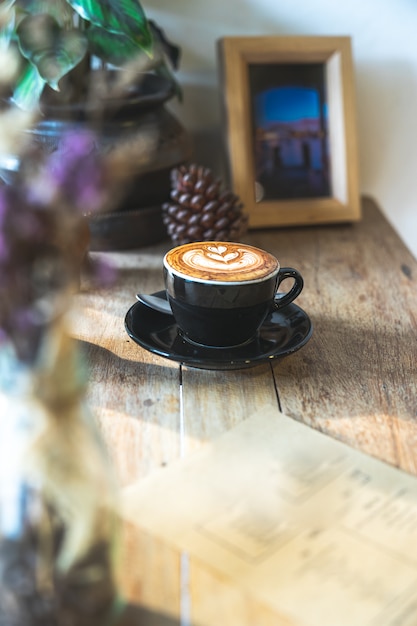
124,291,313,370
166,296,272,347
164,265,304,347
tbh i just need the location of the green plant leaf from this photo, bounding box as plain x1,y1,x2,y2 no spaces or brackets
17,14,87,89
66,0,152,52
0,0,17,12
15,0,74,27
0,4,16,43
86,26,140,66
12,60,46,109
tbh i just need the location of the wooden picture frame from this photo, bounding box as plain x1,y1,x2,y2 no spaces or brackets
218,36,360,228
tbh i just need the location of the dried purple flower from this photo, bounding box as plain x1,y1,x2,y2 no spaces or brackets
0,129,117,363
43,131,107,215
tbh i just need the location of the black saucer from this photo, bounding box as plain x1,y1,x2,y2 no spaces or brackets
125,291,313,370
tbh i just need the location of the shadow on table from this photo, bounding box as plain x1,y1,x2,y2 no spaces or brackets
303,314,416,381
76,338,180,393
118,603,181,626
273,313,417,422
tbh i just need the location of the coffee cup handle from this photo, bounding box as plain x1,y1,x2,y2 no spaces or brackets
273,267,304,310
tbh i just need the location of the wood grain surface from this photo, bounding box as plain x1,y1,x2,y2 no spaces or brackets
72,196,417,625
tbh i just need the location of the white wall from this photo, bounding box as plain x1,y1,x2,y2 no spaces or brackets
146,0,417,259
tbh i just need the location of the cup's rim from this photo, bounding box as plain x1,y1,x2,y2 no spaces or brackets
163,242,280,286
163,264,280,285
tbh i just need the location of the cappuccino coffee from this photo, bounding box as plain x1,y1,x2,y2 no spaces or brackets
164,242,279,283
163,241,304,347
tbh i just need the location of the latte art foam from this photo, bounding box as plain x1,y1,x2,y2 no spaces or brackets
164,242,279,282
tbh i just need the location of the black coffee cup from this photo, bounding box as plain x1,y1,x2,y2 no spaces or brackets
163,241,303,347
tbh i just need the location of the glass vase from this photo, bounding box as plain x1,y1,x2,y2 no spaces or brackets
0,320,123,625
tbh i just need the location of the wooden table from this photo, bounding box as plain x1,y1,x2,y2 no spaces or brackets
74,196,417,625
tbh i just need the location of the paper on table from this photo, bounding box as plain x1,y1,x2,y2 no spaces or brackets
122,406,417,626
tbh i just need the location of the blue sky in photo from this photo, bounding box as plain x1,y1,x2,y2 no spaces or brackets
255,86,322,126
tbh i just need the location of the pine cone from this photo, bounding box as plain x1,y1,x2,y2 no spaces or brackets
162,164,248,245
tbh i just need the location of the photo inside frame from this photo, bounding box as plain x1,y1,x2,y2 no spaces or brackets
248,63,331,202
